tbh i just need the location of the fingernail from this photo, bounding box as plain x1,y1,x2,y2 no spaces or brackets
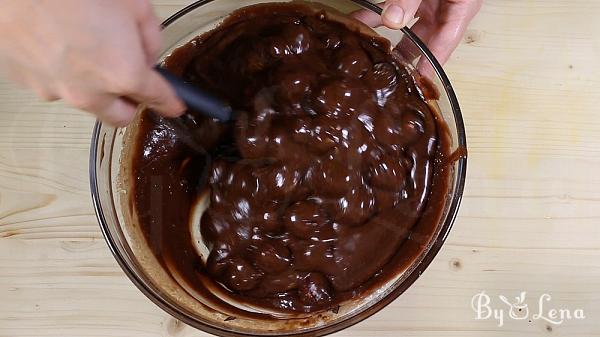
382,4,405,26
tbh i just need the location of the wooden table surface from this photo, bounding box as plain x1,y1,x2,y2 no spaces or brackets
2,1,600,336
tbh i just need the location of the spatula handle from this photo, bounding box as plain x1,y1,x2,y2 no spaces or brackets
155,66,232,122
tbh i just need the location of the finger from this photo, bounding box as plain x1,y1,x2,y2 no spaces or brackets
1,61,32,87
352,0,422,29
352,8,384,28
98,97,138,127
413,20,467,77
6,66,60,101
126,69,186,118
33,86,60,102
138,9,163,65
59,88,131,121
60,86,138,125
395,17,436,61
382,0,423,29
12,79,59,101
128,0,163,64
423,1,482,65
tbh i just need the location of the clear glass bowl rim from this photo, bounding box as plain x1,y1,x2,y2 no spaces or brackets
89,1,468,336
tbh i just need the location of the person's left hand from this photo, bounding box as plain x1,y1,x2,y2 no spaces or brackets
0,0,185,126
354,0,482,64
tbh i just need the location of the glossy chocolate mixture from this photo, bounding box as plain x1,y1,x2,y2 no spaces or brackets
132,3,452,313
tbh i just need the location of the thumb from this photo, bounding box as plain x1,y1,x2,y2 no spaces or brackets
127,69,186,118
382,0,423,29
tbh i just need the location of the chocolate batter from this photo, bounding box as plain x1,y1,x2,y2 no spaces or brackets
131,3,452,313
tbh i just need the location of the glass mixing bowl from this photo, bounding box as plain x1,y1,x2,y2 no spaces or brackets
89,1,467,336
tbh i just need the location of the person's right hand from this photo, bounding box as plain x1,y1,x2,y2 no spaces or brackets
354,0,482,65
0,0,185,126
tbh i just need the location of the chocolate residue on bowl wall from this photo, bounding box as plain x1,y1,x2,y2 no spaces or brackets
130,3,453,314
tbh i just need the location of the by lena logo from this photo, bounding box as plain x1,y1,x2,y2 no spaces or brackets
471,291,585,327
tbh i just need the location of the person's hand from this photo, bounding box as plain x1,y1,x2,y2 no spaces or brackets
354,0,482,65
0,0,185,126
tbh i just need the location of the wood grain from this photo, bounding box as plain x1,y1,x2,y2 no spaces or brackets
1,0,600,336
